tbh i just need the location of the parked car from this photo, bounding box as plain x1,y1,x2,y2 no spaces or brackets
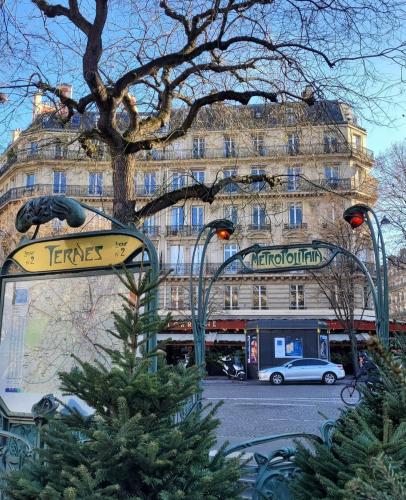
258,358,345,385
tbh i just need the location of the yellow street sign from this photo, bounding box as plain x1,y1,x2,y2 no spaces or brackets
12,233,144,273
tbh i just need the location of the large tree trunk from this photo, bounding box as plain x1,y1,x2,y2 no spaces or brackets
111,150,137,224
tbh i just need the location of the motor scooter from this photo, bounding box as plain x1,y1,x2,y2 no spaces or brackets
218,355,246,381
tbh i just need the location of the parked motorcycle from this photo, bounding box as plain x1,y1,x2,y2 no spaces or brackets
218,355,246,381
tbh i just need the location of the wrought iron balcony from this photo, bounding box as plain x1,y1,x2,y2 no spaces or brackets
166,225,205,236
0,142,373,178
0,183,113,210
247,223,272,231
141,225,160,236
138,142,373,162
161,262,246,276
283,223,308,230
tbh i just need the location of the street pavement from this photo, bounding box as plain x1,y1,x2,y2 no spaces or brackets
202,377,346,454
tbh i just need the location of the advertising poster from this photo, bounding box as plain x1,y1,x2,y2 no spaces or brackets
247,335,258,364
274,336,303,358
319,335,328,359
274,337,285,358
285,336,303,357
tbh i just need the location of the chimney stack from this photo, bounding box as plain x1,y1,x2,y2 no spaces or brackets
33,92,43,119
58,84,73,99
11,129,21,142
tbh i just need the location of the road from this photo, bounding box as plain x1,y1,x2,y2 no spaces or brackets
202,378,345,454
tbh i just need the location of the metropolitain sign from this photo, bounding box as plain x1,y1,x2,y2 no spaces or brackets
250,246,329,270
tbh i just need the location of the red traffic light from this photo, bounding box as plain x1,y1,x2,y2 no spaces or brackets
216,228,232,240
347,213,365,229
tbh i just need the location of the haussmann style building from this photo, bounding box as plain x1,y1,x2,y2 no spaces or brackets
0,87,386,373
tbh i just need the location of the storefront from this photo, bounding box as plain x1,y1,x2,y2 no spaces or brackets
161,319,245,375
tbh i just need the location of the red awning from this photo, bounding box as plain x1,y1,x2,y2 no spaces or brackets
167,319,246,332
327,319,406,332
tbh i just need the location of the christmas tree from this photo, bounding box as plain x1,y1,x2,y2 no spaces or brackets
6,269,242,499
291,336,406,499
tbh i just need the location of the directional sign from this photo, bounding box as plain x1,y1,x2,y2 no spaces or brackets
11,233,144,273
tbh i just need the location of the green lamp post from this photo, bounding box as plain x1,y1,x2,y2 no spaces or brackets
189,219,235,368
343,204,389,346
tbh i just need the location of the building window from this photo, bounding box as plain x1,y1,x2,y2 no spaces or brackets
191,170,205,185
54,140,67,159
352,134,362,150
253,285,267,309
143,172,156,194
287,133,300,155
287,166,302,191
169,245,184,275
88,172,103,195
26,173,35,188
224,205,238,225
223,168,238,193
251,167,266,191
224,285,239,310
191,244,204,275
191,206,204,230
286,108,295,125
224,136,237,158
224,243,239,273
192,137,205,159
324,166,339,187
143,216,158,236
363,285,372,310
323,133,339,153
170,206,184,230
252,134,265,156
290,284,305,309
170,286,184,309
252,205,266,229
29,142,38,157
171,171,186,190
288,203,303,228
53,171,66,194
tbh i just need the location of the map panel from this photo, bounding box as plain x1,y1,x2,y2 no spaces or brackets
0,274,130,395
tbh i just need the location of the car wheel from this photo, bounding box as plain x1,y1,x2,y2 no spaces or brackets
323,372,337,385
270,372,284,385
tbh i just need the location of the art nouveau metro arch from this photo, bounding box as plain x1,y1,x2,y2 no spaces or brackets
191,240,382,367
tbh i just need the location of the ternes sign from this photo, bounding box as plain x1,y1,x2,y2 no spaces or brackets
249,247,329,271
10,233,144,273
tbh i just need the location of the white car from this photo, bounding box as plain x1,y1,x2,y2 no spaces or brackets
258,358,345,385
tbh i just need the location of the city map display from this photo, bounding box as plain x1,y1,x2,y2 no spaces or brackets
0,274,129,395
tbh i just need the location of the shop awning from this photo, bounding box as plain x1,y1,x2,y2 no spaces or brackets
157,333,245,342
329,333,371,342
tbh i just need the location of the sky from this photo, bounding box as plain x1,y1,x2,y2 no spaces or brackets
368,117,406,156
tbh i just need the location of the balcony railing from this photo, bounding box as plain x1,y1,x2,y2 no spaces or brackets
283,223,309,230
138,142,373,161
134,177,355,199
161,262,246,276
0,183,113,210
141,225,160,236
166,225,206,236
247,223,272,231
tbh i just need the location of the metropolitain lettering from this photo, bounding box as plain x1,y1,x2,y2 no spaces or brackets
251,247,324,269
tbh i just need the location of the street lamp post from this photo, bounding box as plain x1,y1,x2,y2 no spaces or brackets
343,203,389,346
189,219,235,369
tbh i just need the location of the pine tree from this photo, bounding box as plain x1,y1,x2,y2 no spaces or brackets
5,269,242,499
291,337,406,500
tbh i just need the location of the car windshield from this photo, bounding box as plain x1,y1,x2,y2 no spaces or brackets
283,359,299,366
